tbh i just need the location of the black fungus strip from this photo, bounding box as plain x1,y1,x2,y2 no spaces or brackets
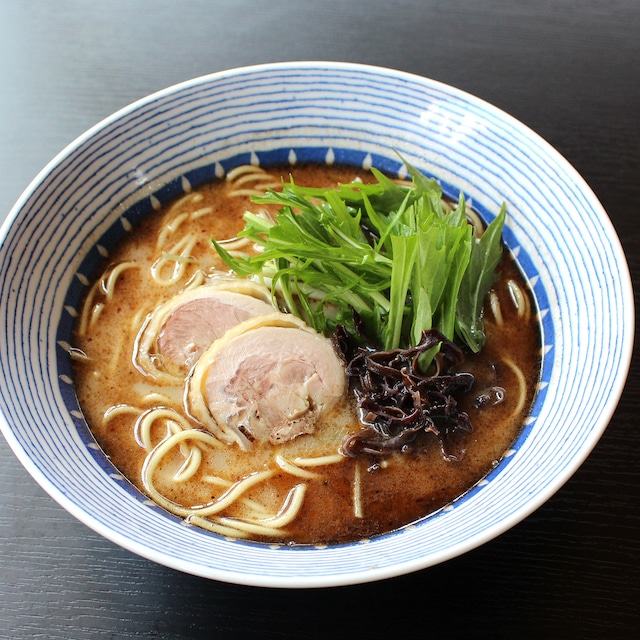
334,326,474,461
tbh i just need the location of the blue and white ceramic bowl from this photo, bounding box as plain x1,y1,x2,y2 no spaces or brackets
0,62,633,588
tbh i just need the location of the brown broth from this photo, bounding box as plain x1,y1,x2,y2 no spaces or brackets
72,164,540,545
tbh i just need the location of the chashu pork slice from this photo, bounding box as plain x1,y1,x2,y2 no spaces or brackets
134,280,275,383
186,314,346,449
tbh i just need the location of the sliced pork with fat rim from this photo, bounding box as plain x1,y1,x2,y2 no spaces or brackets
186,313,347,449
134,280,276,383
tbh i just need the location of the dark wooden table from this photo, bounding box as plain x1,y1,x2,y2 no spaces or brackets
1,1,638,638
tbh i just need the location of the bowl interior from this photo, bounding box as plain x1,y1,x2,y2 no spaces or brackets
0,62,633,587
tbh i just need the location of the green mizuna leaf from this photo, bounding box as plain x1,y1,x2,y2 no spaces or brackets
212,163,506,360
455,203,507,352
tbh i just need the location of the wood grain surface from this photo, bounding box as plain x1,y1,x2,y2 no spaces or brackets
1,1,638,638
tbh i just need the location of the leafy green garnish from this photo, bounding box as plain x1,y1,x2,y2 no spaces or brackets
212,163,505,360
455,203,506,352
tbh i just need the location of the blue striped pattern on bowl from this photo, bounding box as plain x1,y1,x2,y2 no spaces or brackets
0,62,633,587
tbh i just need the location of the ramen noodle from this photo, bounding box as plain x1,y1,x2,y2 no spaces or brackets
71,163,540,544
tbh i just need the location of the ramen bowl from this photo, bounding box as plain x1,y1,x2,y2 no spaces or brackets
0,62,633,588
